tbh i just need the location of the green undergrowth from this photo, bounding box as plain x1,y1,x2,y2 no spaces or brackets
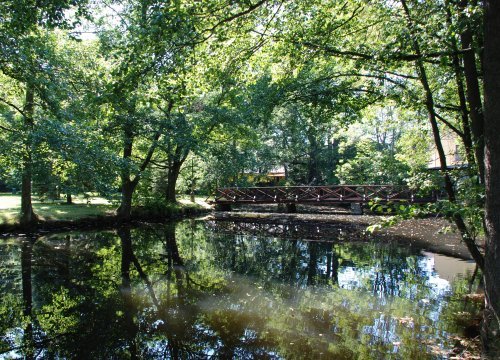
132,197,205,219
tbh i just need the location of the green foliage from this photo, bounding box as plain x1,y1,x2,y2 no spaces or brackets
131,196,203,219
337,139,410,185
0,0,488,244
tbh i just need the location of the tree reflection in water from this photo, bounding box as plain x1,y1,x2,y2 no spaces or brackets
0,220,480,359
21,239,34,360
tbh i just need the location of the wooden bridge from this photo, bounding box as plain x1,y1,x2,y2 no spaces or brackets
214,185,437,208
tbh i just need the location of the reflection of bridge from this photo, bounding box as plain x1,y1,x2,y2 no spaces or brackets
205,220,368,242
214,185,437,207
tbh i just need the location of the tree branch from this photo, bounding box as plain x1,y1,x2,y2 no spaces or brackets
0,123,18,133
434,112,465,138
300,41,477,64
204,0,268,34
0,97,27,118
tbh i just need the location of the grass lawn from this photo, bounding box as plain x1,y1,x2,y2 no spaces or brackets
0,194,212,226
177,195,213,209
0,193,115,226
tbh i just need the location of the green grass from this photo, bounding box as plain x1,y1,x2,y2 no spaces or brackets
0,194,212,226
0,193,115,226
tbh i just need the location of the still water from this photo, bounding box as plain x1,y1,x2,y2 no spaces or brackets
0,219,478,359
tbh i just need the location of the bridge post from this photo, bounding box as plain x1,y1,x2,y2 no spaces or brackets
350,203,363,215
215,203,232,211
286,203,297,213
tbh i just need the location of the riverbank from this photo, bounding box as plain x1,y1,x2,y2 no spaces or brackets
210,211,481,260
0,197,211,235
1,197,482,261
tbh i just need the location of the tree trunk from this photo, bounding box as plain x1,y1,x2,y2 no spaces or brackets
66,193,72,205
307,128,321,184
165,161,182,203
445,2,475,167
117,180,135,221
459,0,485,183
401,0,484,269
482,0,500,355
117,126,134,221
117,126,137,221
20,83,37,227
117,117,163,220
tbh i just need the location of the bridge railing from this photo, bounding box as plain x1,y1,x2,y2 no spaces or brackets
214,185,437,204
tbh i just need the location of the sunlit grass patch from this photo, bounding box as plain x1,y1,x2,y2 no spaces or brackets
0,209,19,226
0,194,21,210
0,201,116,226
0,193,206,227
0,193,111,210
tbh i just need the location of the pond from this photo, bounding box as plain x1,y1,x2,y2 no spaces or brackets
0,219,479,359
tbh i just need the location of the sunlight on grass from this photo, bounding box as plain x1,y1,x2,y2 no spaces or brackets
0,193,206,226
0,197,116,225
0,193,112,210
178,196,213,209
0,210,19,226
0,194,21,210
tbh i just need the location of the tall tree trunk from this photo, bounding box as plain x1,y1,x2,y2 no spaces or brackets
445,1,475,168
117,119,163,221
117,180,136,221
482,0,500,355
20,84,37,227
117,126,135,221
165,160,183,203
459,0,485,183
306,128,321,184
401,0,484,269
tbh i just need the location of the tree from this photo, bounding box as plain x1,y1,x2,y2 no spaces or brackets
94,0,274,218
482,0,500,355
0,0,89,226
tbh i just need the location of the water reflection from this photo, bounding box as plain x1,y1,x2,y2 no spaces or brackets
0,220,479,359
21,239,34,360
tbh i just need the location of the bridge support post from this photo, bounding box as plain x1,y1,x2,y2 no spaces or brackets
286,203,297,213
215,203,232,211
350,203,363,215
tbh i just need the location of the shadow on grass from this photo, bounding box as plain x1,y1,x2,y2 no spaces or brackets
33,204,116,221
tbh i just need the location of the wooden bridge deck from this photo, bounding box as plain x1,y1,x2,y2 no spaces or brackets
214,185,437,205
